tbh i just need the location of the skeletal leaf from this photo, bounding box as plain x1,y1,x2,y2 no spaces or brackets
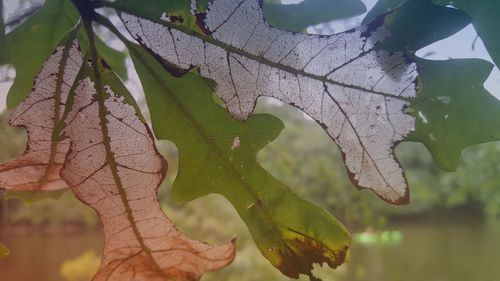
128,42,350,280
0,30,82,192
61,53,235,281
118,0,418,204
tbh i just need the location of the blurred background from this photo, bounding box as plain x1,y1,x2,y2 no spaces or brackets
1,0,500,281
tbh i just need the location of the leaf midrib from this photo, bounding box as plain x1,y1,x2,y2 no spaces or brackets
83,22,167,278
111,2,411,102
129,44,311,267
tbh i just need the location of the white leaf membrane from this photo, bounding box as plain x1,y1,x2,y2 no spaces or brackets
120,0,418,203
0,37,82,191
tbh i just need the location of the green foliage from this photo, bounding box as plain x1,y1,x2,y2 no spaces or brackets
2,0,500,280
0,3,6,63
363,0,407,24
256,103,386,227
0,110,26,162
4,190,66,205
433,0,500,68
264,0,366,32
6,192,99,227
2,0,79,108
129,43,351,279
375,0,470,52
407,58,500,171
78,34,129,80
368,0,500,172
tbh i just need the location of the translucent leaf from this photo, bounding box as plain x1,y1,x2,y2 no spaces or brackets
129,42,351,280
117,0,419,204
0,29,81,192
61,51,235,281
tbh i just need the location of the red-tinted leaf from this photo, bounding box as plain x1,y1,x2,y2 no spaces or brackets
0,30,82,191
61,54,235,281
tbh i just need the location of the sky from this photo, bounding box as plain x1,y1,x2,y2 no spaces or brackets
1,0,499,112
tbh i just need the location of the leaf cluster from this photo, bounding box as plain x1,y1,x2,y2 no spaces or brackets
0,0,499,280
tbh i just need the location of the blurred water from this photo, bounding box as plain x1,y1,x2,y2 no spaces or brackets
336,218,500,281
0,219,499,281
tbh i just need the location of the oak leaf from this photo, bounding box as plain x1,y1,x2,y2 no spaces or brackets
0,31,81,192
0,26,235,280
61,47,235,280
117,0,418,204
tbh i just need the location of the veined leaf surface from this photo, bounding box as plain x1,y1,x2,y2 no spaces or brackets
116,0,418,204
128,42,351,280
0,30,81,192
61,49,235,281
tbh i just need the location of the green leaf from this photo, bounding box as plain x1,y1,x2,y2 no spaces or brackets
0,243,9,257
0,3,7,63
363,0,408,24
407,57,500,171
129,43,351,280
263,0,367,32
78,33,129,80
366,0,495,173
3,0,79,108
375,0,471,52
117,0,419,203
111,0,201,31
95,38,128,80
433,0,500,68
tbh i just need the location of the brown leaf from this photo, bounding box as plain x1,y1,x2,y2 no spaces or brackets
0,32,82,191
61,56,235,281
